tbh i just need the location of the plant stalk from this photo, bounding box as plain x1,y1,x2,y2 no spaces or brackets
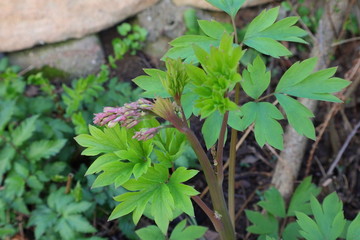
216,111,229,183
183,127,235,240
228,16,240,228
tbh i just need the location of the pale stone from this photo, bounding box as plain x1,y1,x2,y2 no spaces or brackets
172,0,273,10
8,35,105,78
0,0,159,52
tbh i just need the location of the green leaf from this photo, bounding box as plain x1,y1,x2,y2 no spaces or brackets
92,161,134,188
240,102,284,149
85,153,119,175
11,115,39,147
4,175,25,200
170,220,207,240
0,146,16,182
241,55,271,99
75,125,127,156
202,111,223,149
132,69,169,98
347,213,360,240
287,176,321,216
275,58,350,102
110,166,198,233
244,7,307,57
276,94,315,139
26,139,67,162
163,35,219,63
282,222,302,240
228,109,244,131
198,20,231,39
206,0,246,18
65,215,96,233
297,193,346,240
296,211,323,240
258,187,286,217
136,225,166,240
246,210,279,235
63,202,92,215
0,100,15,132
168,167,199,216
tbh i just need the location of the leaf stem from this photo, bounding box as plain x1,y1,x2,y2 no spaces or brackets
228,15,240,228
255,93,275,102
191,196,222,231
216,111,229,183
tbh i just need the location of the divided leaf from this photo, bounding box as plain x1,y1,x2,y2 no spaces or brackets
206,0,246,18
240,102,284,149
11,115,39,147
258,187,286,218
110,166,198,234
244,7,307,57
136,225,165,240
296,193,346,240
26,139,67,162
287,176,320,216
241,55,271,99
170,220,207,240
133,69,169,98
275,58,350,102
276,94,315,139
75,125,153,188
163,20,231,63
246,210,279,236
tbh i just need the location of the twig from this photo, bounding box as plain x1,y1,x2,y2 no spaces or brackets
332,36,360,47
65,173,74,194
326,119,360,176
305,103,341,176
234,187,259,220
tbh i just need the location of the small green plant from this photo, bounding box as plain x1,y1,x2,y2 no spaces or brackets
76,1,350,240
108,23,148,68
246,177,360,240
0,56,143,239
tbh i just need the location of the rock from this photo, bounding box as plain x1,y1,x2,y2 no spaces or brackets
0,0,159,52
172,0,273,10
8,35,105,79
137,0,187,42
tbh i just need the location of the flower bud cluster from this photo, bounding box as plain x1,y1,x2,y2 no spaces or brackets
133,127,161,141
93,99,153,128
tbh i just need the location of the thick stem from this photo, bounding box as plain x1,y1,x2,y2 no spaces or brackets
183,128,235,240
191,196,223,231
228,83,240,226
216,111,229,183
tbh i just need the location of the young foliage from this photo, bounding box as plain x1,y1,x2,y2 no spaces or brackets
205,0,246,18
246,177,320,239
28,188,96,240
135,220,207,240
240,102,284,149
109,165,198,234
241,55,270,100
75,124,153,188
275,58,350,102
243,7,307,57
296,193,346,240
186,33,242,118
